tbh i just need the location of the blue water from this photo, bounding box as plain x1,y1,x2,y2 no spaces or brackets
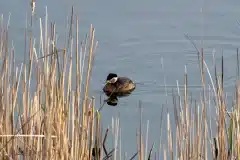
1,0,240,158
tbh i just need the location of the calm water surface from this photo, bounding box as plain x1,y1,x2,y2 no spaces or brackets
1,0,240,158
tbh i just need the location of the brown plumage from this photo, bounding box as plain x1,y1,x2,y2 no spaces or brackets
103,73,136,97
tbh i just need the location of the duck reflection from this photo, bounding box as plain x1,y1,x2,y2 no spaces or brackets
105,95,118,106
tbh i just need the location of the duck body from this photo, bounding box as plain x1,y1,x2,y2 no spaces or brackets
103,73,136,97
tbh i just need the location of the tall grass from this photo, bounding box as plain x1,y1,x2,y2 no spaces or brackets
0,4,113,160
131,37,240,160
146,45,240,160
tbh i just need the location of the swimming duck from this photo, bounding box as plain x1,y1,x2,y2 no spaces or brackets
103,73,136,97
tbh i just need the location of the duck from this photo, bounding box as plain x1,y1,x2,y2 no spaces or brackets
103,73,136,97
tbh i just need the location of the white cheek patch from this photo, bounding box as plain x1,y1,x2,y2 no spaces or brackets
114,77,118,83
110,77,118,83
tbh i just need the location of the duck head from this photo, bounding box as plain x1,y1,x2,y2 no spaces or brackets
106,73,118,84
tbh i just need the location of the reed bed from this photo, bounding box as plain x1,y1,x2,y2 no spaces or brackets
0,4,114,160
122,39,240,160
143,44,240,160
1,2,240,160
128,33,240,160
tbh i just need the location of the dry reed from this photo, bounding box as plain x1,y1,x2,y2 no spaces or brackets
0,3,113,160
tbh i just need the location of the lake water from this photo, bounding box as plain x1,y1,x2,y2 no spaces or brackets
1,0,240,158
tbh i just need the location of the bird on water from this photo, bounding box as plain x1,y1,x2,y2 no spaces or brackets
103,73,136,97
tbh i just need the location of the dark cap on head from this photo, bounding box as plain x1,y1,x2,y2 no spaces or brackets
106,73,118,81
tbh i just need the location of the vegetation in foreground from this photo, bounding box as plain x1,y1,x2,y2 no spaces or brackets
1,2,240,160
